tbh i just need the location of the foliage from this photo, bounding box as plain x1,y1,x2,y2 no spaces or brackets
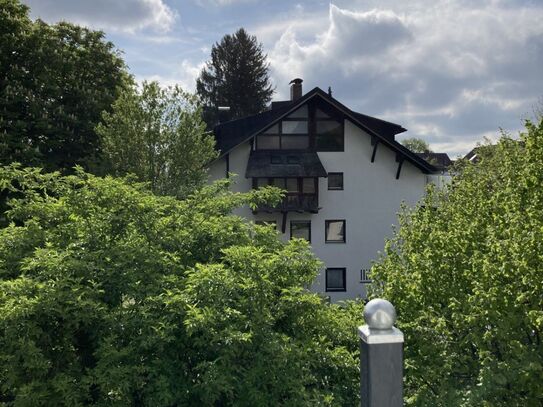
371,119,543,406
0,165,363,406
0,0,129,171
196,28,274,128
401,138,432,153
96,81,217,199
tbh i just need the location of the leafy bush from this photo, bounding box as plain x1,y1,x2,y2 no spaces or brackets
371,119,543,406
0,165,363,406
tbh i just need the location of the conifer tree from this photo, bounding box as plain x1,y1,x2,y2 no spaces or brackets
196,28,274,128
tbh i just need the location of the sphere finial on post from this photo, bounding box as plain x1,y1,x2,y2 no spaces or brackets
363,298,397,330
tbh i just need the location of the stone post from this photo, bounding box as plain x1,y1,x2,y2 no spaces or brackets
359,298,404,407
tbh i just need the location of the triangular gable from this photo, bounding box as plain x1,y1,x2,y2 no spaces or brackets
213,87,436,173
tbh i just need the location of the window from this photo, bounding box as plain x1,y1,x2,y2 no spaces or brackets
302,178,316,193
290,221,311,242
326,268,346,292
281,135,309,149
257,135,280,149
255,101,344,151
287,105,309,118
286,178,299,193
325,220,346,243
282,121,308,134
328,172,343,190
256,178,269,188
361,269,372,283
270,155,282,164
315,120,344,151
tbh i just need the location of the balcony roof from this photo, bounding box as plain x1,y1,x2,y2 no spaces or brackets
245,151,327,178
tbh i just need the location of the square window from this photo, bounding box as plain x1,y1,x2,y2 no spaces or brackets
272,178,286,189
360,269,372,283
286,178,299,193
315,121,344,151
290,221,311,242
282,121,308,134
281,135,309,149
325,220,346,243
326,268,346,292
257,135,280,149
255,178,269,189
328,173,343,190
302,178,316,194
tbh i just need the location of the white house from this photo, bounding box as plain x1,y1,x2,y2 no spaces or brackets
208,79,444,301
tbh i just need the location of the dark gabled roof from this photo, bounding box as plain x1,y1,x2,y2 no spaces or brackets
213,87,437,173
246,151,328,178
348,111,405,142
416,152,453,170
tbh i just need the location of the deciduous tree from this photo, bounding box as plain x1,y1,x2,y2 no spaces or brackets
0,165,363,405
371,119,543,405
0,0,128,171
97,81,217,199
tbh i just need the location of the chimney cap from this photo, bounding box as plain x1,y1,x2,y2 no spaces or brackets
289,78,303,85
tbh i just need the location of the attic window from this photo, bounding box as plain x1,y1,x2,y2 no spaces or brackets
286,105,308,119
315,108,331,118
271,155,282,164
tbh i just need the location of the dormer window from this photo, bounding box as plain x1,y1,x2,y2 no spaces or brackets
255,100,344,152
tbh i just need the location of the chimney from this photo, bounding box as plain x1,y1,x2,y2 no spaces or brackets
289,78,303,101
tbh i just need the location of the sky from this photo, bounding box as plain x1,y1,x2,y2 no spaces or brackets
22,0,543,157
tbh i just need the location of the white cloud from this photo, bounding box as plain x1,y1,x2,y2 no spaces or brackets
193,0,255,7
137,60,204,92
23,0,177,33
265,1,543,156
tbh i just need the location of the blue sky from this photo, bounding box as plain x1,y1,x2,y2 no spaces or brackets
23,0,543,157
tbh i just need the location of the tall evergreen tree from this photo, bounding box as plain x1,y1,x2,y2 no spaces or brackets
196,28,274,128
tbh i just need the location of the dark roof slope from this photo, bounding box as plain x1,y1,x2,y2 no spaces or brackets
213,87,437,173
246,151,327,178
349,111,405,141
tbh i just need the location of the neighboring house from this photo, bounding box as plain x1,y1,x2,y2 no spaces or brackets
415,152,453,172
208,79,444,301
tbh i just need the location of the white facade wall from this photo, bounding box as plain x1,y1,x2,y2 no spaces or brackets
208,119,429,301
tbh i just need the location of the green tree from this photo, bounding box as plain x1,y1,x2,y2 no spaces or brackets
97,81,217,199
401,137,432,153
371,119,543,405
196,28,274,128
0,165,363,406
0,0,128,171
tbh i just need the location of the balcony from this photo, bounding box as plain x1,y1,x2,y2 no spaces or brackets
255,193,318,213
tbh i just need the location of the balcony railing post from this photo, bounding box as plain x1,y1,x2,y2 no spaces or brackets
359,298,404,407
